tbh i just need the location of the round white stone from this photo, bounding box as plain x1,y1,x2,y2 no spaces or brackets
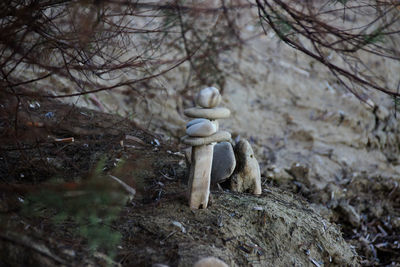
186,119,216,137
196,87,221,108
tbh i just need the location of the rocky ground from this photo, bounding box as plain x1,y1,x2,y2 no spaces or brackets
0,94,359,266
1,2,400,266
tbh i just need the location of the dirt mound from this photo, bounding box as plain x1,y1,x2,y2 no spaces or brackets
122,185,358,266
0,94,358,266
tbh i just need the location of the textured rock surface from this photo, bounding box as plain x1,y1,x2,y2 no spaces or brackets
211,142,236,184
196,87,221,108
93,7,400,194
186,119,216,137
230,139,262,195
121,182,359,267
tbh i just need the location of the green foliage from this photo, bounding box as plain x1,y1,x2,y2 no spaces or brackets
161,7,179,32
276,19,293,36
332,0,349,5
22,159,127,258
393,96,400,113
270,13,293,39
363,29,385,45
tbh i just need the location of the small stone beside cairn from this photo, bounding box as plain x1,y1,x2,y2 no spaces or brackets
230,139,262,195
182,87,231,209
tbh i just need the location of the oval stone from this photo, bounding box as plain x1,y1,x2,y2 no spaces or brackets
186,119,216,137
196,87,221,108
211,142,236,184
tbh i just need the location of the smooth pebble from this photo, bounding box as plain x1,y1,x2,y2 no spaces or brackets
196,87,221,108
211,142,236,184
186,119,216,137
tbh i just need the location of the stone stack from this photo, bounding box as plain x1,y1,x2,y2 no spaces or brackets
182,87,263,209
182,87,231,209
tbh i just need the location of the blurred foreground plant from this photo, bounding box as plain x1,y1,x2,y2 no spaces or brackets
22,159,128,258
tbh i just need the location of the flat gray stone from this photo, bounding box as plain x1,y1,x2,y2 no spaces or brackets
181,131,231,146
211,142,236,184
230,139,262,195
184,107,230,119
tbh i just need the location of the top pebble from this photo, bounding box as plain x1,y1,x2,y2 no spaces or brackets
196,87,221,108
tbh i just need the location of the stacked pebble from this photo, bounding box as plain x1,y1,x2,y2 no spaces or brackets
182,87,262,209
182,87,231,209
184,87,230,137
